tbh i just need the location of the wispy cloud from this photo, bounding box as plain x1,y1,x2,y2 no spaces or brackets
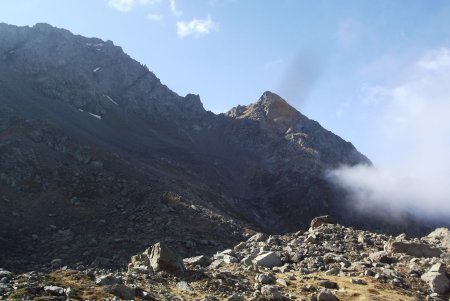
169,0,183,17
417,48,450,70
147,13,164,22
328,47,450,219
176,15,219,38
108,0,160,12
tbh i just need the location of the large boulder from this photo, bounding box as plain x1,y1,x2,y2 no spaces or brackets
369,251,396,264
247,233,268,243
420,263,449,294
183,255,211,267
384,240,442,258
148,242,185,274
95,274,122,286
425,228,450,252
252,252,282,268
310,215,332,229
317,289,339,301
43,286,65,296
260,285,283,300
128,242,185,275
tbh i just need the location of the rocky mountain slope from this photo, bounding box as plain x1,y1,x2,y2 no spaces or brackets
1,217,449,300
0,23,445,273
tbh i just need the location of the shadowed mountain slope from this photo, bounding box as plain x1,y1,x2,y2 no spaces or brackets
1,23,432,272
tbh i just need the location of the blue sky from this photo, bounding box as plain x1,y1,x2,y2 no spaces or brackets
1,0,450,166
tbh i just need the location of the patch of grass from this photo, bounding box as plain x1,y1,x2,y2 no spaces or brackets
32,297,56,301
8,288,31,300
48,269,111,301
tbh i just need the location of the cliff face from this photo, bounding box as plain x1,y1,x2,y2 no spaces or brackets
0,23,411,272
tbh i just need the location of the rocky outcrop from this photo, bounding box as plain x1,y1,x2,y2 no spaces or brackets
420,263,449,294
424,228,450,252
385,240,442,258
3,218,449,300
252,252,283,268
128,242,185,275
310,215,332,229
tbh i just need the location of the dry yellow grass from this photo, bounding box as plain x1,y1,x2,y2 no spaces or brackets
157,267,418,301
279,273,417,301
49,270,112,301
31,267,420,301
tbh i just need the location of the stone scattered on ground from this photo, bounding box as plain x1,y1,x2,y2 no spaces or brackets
1,217,449,300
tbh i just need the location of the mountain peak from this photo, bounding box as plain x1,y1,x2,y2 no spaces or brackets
256,91,297,120
226,91,301,133
258,90,286,104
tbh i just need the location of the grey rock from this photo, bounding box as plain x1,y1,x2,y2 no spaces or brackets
228,293,245,301
425,228,450,251
261,285,283,300
96,274,122,286
253,252,283,268
317,289,338,301
256,273,276,284
65,287,78,298
241,255,255,266
0,269,12,279
305,234,317,244
310,215,332,229
385,240,442,258
148,242,185,274
129,242,185,275
44,285,65,296
248,233,268,243
209,259,224,269
183,255,211,267
421,264,449,294
428,263,445,273
223,254,238,264
176,281,193,292
369,251,396,264
325,267,340,276
234,242,247,251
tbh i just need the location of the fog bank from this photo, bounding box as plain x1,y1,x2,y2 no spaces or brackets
328,48,450,219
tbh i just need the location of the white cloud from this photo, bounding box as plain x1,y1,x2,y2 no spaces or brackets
147,13,164,22
336,19,362,48
176,15,219,38
328,48,450,219
169,0,183,17
417,48,450,70
108,0,160,12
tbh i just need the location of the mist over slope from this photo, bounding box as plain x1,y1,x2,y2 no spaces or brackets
328,48,450,222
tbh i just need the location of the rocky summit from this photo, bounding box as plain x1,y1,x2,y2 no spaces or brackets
1,217,449,300
0,21,449,296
